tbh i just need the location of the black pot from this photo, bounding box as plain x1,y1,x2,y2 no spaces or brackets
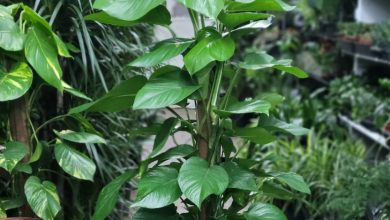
339,40,355,53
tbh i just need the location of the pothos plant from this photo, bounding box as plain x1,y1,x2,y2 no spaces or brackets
77,0,312,220
0,3,106,219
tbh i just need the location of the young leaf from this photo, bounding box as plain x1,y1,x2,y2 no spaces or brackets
208,37,235,61
178,157,229,208
0,62,33,102
133,67,200,109
177,0,224,19
53,33,71,58
54,143,96,181
227,0,295,12
13,163,32,174
244,202,287,220
151,118,178,157
184,36,216,74
55,130,106,144
152,144,195,164
0,141,28,173
85,5,171,26
24,176,61,220
218,12,271,29
29,142,43,163
133,205,180,220
129,38,194,68
261,182,294,200
270,172,311,194
133,167,181,208
222,161,258,191
92,169,137,220
25,24,63,91
258,114,309,136
69,75,147,113
93,0,165,21
0,17,25,51
62,81,92,101
235,127,275,145
214,99,271,117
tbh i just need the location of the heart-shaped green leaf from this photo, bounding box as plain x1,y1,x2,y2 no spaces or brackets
133,67,200,109
222,161,257,191
227,0,295,12
92,169,137,220
24,176,61,220
54,143,96,181
25,24,63,91
270,172,310,194
0,17,25,51
208,37,235,61
0,62,33,102
133,205,179,220
93,0,165,21
258,114,309,136
235,127,275,145
244,202,287,220
177,0,224,19
133,167,181,208
129,38,193,68
214,99,271,117
218,12,271,29
54,130,106,144
184,36,216,74
178,157,229,208
151,118,178,157
85,5,171,27
0,141,28,173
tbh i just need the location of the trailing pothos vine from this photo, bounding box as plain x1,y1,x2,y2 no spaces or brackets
80,0,312,220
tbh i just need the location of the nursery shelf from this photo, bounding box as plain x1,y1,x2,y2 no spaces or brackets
307,72,329,86
342,50,390,66
338,114,389,150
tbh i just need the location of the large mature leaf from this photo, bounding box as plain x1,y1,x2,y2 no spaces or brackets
53,34,71,58
152,144,195,164
244,202,287,220
184,36,215,74
93,0,165,21
92,169,137,220
227,0,295,12
85,5,171,26
151,118,178,157
270,172,310,194
0,141,27,173
177,0,224,18
133,205,179,220
25,24,63,90
235,127,275,145
178,157,229,208
24,176,61,220
214,99,271,117
54,130,106,144
69,75,147,113
54,143,96,181
218,12,271,29
222,161,257,191
21,5,52,31
0,62,33,102
258,114,309,136
133,167,181,208
133,67,199,109
239,51,308,78
0,17,25,51
129,38,193,68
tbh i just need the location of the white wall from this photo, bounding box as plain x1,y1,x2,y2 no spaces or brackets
355,0,390,23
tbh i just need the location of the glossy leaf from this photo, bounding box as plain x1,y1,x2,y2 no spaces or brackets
208,37,235,61
85,5,171,26
25,25,63,91
222,161,257,191
259,93,284,109
55,130,106,144
133,67,199,109
24,176,61,220
214,99,271,117
53,34,71,58
178,157,229,208
151,118,178,157
184,37,215,74
239,51,308,78
177,0,224,18
93,0,165,21
218,12,271,29
133,205,179,220
54,143,96,181
152,144,195,164
235,127,275,145
227,0,295,12
14,163,32,174
0,62,33,102
258,114,309,136
244,202,287,220
22,5,52,31
270,172,310,194
0,141,27,173
0,17,25,51
133,167,181,208
69,75,147,113
62,81,92,101
129,38,193,68
262,182,294,200
92,169,137,220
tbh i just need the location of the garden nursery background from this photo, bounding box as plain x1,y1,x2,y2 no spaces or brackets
0,0,390,219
